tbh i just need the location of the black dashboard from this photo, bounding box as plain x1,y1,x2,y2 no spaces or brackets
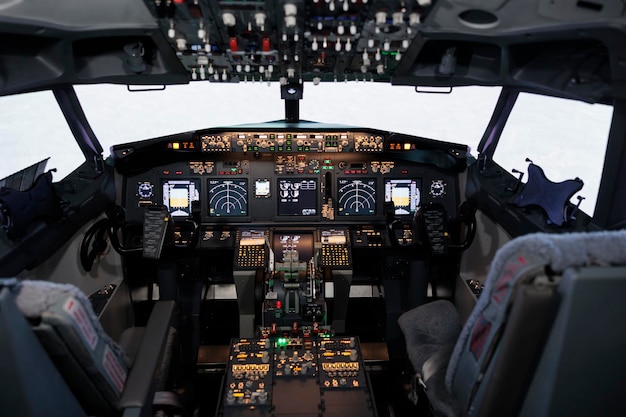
114,124,465,236
110,122,470,341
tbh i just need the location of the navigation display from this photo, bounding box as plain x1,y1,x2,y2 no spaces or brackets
277,178,318,216
208,178,248,217
337,177,377,216
162,179,200,217
384,178,421,215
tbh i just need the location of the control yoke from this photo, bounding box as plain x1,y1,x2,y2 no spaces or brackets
385,200,476,255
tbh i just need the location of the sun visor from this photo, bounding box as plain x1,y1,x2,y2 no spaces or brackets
392,0,626,104
0,0,189,96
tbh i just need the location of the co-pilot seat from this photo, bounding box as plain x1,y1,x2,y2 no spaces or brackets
0,280,180,417
398,230,626,417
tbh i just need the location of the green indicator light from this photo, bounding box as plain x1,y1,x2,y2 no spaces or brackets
287,134,292,139
298,147,303,151
270,134,275,139
314,169,320,174
270,146,275,151
324,159,331,164
231,168,237,172
286,147,292,151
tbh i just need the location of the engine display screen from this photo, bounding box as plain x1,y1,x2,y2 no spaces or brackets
162,179,200,217
277,178,318,216
272,232,315,264
208,178,248,217
337,177,377,216
384,178,421,215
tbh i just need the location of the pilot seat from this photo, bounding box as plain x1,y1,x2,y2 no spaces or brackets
0,279,182,417
398,230,626,417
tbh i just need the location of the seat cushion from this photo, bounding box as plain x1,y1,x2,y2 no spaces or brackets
399,300,463,417
398,299,462,373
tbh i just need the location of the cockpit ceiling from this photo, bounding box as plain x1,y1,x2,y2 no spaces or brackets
0,0,625,102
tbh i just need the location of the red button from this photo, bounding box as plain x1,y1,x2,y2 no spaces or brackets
229,37,238,52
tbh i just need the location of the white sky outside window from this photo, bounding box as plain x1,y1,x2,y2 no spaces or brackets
494,93,612,215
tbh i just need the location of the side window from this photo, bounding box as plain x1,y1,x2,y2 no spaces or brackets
0,91,84,182
493,92,612,216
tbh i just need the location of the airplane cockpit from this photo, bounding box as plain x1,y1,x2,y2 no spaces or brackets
1,1,626,417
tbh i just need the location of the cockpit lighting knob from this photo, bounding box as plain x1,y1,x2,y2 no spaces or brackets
409,13,421,26
376,11,387,26
255,12,266,27
285,16,296,27
392,12,403,26
176,38,187,50
284,3,297,16
222,12,236,27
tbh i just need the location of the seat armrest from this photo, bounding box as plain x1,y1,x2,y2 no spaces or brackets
119,300,175,417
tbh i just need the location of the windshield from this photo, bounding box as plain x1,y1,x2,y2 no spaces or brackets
494,92,612,216
2,84,500,181
0,91,81,182
0,84,614,219
74,83,501,158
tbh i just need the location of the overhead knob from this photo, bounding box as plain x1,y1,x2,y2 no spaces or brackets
375,11,387,25
409,13,421,26
255,12,266,27
284,3,297,16
222,12,236,27
392,12,403,26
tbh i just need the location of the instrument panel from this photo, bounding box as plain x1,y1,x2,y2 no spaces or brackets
118,127,463,235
